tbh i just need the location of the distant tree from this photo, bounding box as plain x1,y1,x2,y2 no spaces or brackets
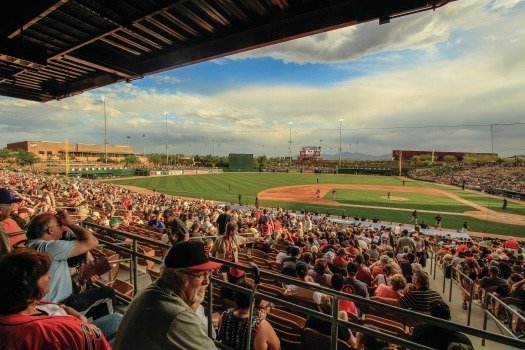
0,147,15,161
124,154,139,166
15,149,40,167
443,155,458,163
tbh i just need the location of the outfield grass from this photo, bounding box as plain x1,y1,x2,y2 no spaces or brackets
111,173,525,237
333,189,474,213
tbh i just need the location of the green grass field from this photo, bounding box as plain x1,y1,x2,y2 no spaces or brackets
110,173,525,237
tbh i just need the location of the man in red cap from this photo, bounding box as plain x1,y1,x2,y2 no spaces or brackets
114,240,222,350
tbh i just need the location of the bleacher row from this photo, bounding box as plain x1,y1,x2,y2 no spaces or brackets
433,249,525,342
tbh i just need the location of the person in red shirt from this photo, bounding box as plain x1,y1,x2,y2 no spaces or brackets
0,249,111,350
354,254,373,286
0,188,23,249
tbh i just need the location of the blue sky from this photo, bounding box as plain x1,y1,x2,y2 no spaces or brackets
1,0,524,158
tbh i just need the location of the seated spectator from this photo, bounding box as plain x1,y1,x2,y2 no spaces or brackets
342,262,369,299
12,207,31,230
113,241,222,349
220,265,246,306
309,259,332,287
0,249,112,349
479,265,509,302
371,271,442,312
1,188,23,240
400,253,416,283
284,262,318,299
375,274,407,299
325,250,346,275
305,294,356,347
218,281,280,350
332,248,350,269
411,300,473,350
281,246,301,277
26,211,116,321
355,254,373,286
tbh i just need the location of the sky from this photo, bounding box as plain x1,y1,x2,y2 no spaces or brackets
1,0,524,159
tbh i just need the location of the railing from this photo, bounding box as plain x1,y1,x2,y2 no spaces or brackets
17,222,525,349
450,266,474,326
208,259,525,350
482,293,525,346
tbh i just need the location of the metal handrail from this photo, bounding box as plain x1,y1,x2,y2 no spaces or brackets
208,257,525,349
450,266,474,325
482,292,525,346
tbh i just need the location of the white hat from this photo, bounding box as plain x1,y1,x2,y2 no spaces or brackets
92,211,101,218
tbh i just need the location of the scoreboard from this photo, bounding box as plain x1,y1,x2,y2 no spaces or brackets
299,146,321,158
229,153,254,169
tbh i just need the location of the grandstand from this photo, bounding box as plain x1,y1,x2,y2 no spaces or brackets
3,171,525,349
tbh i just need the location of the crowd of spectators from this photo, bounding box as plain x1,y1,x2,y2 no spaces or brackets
1,168,524,349
410,165,525,195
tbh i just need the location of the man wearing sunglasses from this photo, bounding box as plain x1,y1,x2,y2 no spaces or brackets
114,240,222,350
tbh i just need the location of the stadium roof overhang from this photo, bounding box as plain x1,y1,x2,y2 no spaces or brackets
0,0,455,102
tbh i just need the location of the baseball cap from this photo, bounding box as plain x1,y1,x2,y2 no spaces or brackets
109,217,120,226
0,188,22,204
325,251,335,260
428,300,451,320
229,265,245,278
92,211,101,218
170,218,189,236
489,266,500,275
296,262,308,275
290,246,301,257
17,207,30,215
165,241,222,270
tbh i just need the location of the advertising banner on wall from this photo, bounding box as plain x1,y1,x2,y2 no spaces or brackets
209,169,223,173
198,169,209,174
184,170,197,175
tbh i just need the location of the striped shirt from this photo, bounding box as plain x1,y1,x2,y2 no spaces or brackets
398,289,443,311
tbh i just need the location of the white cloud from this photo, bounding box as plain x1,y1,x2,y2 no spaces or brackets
0,0,524,158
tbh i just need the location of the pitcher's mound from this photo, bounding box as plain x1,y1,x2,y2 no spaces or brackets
380,196,409,201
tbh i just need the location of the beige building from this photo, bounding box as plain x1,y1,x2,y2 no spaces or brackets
7,141,134,162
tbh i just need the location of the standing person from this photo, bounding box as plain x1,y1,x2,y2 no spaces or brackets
317,178,319,184
315,188,321,199
0,249,113,350
409,210,418,225
40,185,56,212
386,192,391,202
332,190,336,199
502,198,508,210
229,184,232,191
113,241,222,350
435,214,442,230
403,180,405,186
216,206,233,236
258,209,273,244
461,222,468,233
26,210,116,321
255,196,259,208
238,194,242,205
212,222,246,280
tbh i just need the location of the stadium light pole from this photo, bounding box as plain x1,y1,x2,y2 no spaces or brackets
101,96,109,163
288,122,293,169
164,111,169,165
339,119,343,166
143,134,145,156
